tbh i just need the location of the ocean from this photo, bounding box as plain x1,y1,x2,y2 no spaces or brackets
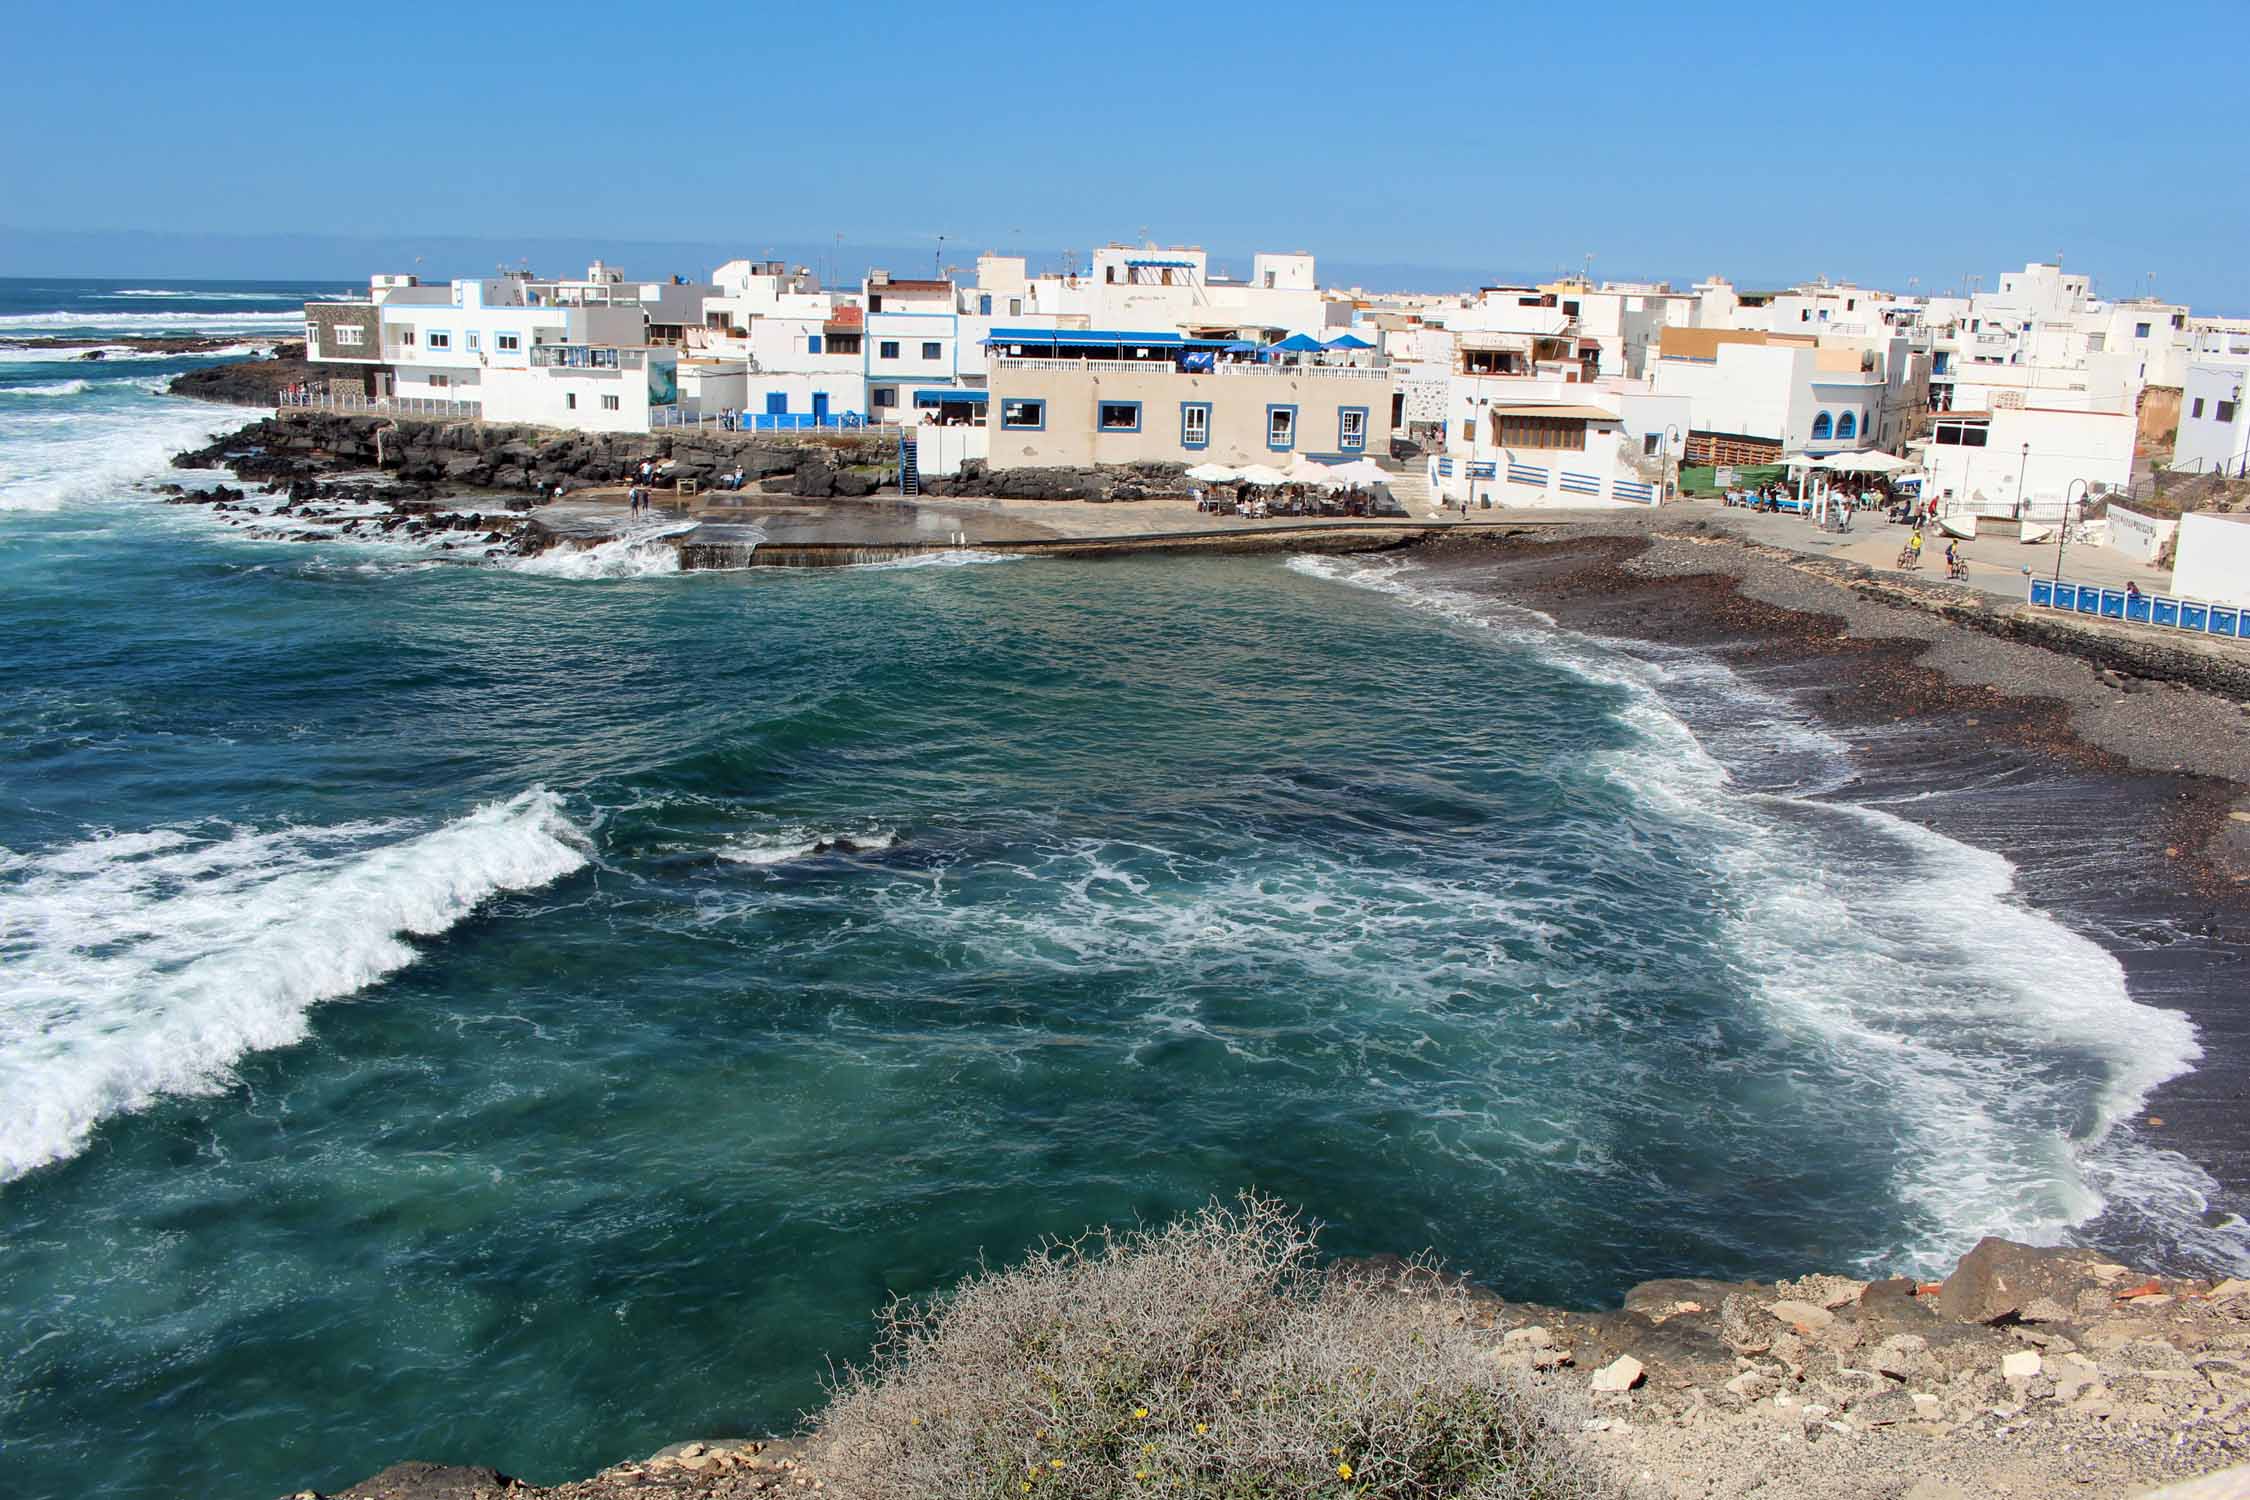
0,278,2240,1499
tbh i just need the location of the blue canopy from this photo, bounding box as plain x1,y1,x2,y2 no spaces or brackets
1271,333,1326,353
913,388,987,403
1323,332,1374,350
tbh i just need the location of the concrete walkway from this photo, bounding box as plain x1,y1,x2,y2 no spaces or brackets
1680,500,2174,604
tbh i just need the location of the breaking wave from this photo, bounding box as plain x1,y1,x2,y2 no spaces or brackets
1289,550,2232,1275
499,521,696,579
3,379,90,398
0,789,591,1184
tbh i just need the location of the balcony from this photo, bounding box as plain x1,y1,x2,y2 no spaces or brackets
529,345,647,371
988,357,1389,381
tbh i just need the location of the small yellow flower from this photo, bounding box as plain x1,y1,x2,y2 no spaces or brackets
1195,1423,1208,1436
1141,1443,1155,1456
1338,1462,1354,1480
1050,1458,1064,1469
1136,1471,1150,1482
1331,1446,1344,1457
1134,1407,1148,1420
1019,1486,1030,1494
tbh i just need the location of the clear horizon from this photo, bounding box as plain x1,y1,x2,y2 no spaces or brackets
6,0,2245,313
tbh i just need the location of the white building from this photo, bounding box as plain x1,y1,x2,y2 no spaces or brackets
1913,404,2136,520
2174,330,2250,477
1651,328,1893,466
2172,513,2250,607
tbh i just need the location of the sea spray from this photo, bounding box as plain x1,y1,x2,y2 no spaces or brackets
1290,549,2228,1274
0,789,590,1183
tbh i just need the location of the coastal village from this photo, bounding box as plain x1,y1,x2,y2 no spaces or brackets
271,243,2250,607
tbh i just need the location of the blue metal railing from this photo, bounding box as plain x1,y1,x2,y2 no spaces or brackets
2029,577,2243,641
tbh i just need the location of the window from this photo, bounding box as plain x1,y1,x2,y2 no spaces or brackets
566,393,577,409
429,373,450,388
304,321,319,344
2086,332,2105,353
1496,414,1586,450
1266,405,1297,450
872,387,897,409
1180,402,1211,448
1001,398,1045,429
400,328,416,345
1562,300,1580,318
1835,411,1857,440
1338,407,1368,451
921,341,941,360
496,333,519,352
2135,322,2152,339
334,324,364,347
2222,401,2242,424
2192,398,2206,419
1643,433,1661,456
427,331,450,350
806,335,823,354
467,331,480,351
1934,422,1988,447
1098,400,1141,432
1460,420,1475,443
879,340,900,359
1009,298,1022,316
602,394,620,411
1810,411,1833,441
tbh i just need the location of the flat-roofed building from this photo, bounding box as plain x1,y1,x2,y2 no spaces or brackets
983,328,1393,469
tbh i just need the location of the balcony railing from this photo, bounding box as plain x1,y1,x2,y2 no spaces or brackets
530,345,646,370
278,390,481,419
988,357,1389,381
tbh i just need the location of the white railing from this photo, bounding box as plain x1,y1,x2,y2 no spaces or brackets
1213,363,1391,380
277,390,481,419
987,357,1391,381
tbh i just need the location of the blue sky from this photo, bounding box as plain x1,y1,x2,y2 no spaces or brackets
6,0,2244,310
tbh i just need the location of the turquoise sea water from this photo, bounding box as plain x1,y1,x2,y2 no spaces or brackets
0,280,2239,1499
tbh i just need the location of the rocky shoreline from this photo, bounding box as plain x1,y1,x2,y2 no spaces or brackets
299,1240,2250,1500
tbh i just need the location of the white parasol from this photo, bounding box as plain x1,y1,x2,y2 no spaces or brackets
1184,462,1240,483
1235,463,1291,487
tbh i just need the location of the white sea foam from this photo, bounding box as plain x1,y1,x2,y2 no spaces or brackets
720,826,900,866
0,789,591,1184
1291,550,2242,1274
0,310,305,329
0,343,269,364
4,379,90,398
103,290,313,302
843,549,1024,572
499,521,696,579
0,392,245,513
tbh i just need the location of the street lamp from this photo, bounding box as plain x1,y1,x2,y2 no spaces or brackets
2058,478,2088,585
2015,441,2031,521
1664,423,1681,505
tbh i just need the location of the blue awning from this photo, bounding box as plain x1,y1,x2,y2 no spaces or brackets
1272,333,1326,352
914,388,987,403
981,327,1256,351
1123,258,1196,269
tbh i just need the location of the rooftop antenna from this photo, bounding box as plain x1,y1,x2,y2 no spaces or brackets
935,232,946,279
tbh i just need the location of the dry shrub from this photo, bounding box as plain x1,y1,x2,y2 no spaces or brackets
812,1194,1614,1499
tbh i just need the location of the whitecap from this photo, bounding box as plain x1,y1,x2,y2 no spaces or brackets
499,521,696,579
0,788,592,1184
1290,550,2244,1276
3,379,90,398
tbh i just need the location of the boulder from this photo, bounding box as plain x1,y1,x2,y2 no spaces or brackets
793,460,837,498
332,1461,517,1500
833,470,876,498
1936,1237,2111,1325
1588,1355,1644,1393
1766,1300,1835,1333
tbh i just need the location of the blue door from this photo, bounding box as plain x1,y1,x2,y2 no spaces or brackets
812,392,830,423
765,392,787,416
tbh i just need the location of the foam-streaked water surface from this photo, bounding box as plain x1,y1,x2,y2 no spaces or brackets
0,279,2239,1500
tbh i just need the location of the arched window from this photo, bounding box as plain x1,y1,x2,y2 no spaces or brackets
1836,411,1857,440
1811,411,1833,441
